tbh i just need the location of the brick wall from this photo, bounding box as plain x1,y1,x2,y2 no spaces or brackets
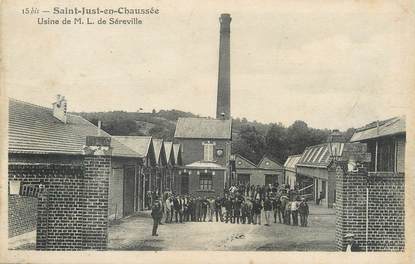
174,169,226,197
82,155,111,250
36,169,84,250
8,195,38,237
9,136,112,250
336,165,405,251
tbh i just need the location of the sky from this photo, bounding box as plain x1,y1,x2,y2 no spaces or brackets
3,0,414,130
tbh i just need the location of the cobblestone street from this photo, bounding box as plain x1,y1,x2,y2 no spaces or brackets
108,204,336,251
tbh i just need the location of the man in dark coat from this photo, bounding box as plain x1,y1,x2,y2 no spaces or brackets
151,198,163,236
252,198,263,225
173,195,182,223
298,198,309,227
272,195,282,223
223,197,233,223
214,196,223,222
233,197,242,224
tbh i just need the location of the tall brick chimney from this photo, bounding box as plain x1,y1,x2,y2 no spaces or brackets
216,13,231,120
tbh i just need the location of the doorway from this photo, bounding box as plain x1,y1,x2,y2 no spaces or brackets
181,173,189,195
123,166,135,217
265,174,279,185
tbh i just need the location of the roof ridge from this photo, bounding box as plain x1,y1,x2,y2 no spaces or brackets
9,97,53,111
287,154,303,158
355,116,399,132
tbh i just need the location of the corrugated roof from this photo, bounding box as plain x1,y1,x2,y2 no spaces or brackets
350,116,405,142
174,117,232,139
284,154,302,170
112,136,152,158
173,143,182,165
297,143,345,168
164,141,173,164
8,98,139,158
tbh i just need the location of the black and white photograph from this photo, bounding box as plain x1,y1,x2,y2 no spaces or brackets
1,0,414,263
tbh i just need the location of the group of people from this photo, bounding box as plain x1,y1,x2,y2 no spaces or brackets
150,183,310,236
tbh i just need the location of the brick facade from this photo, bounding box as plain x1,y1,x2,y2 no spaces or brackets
8,136,113,250
335,165,405,251
8,195,38,238
175,138,231,167
174,169,226,197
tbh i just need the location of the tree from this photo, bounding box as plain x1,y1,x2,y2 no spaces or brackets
232,125,265,163
264,123,288,162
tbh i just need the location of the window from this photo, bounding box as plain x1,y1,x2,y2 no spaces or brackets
377,138,395,172
368,138,396,172
203,142,214,161
199,173,213,190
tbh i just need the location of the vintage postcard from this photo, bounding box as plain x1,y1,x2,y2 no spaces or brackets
1,0,414,263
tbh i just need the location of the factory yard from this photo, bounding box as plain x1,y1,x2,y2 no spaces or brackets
108,203,336,251
9,204,335,251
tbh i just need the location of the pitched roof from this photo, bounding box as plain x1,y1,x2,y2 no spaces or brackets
173,143,182,165
297,143,345,168
235,154,257,169
112,136,152,158
284,154,302,171
257,156,283,170
8,98,138,158
174,117,232,139
152,139,166,165
350,116,405,142
164,141,173,164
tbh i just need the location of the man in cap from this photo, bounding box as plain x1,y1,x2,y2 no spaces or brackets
344,233,360,252
151,197,163,236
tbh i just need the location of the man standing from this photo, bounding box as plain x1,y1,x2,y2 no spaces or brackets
245,198,253,224
188,197,194,222
195,197,201,222
223,197,233,223
272,195,282,223
201,196,209,222
173,195,182,223
151,198,163,236
214,196,223,222
180,196,187,223
280,195,288,224
344,233,360,252
298,198,309,227
165,195,172,223
252,198,262,225
284,200,291,225
233,197,242,224
240,199,247,224
208,197,216,222
291,199,299,226
263,196,272,226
